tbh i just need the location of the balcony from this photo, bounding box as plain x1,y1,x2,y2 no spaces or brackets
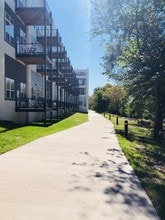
16,43,52,64
16,0,52,26
37,29,62,46
15,97,51,112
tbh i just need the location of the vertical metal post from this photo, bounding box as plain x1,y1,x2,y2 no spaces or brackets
56,31,59,121
50,14,53,124
124,120,128,137
56,70,59,121
44,0,47,125
116,116,119,125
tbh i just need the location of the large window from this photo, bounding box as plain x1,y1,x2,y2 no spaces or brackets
5,12,14,46
20,29,26,44
17,28,26,53
20,82,26,98
5,77,15,99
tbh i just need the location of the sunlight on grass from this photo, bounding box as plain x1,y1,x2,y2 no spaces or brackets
0,113,88,154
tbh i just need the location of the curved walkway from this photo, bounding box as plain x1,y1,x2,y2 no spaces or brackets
0,111,160,220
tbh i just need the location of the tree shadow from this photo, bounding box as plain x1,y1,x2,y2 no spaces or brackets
69,148,160,219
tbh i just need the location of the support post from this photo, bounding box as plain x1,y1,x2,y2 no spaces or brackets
116,116,119,125
124,120,128,137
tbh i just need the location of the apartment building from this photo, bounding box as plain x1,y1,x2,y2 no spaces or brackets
75,69,89,113
0,0,81,124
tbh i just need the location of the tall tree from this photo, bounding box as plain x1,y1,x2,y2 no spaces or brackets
89,84,129,116
91,87,107,113
91,0,165,141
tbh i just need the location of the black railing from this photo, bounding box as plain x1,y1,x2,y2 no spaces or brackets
37,28,58,38
16,43,51,56
16,97,51,110
16,0,51,15
37,64,57,72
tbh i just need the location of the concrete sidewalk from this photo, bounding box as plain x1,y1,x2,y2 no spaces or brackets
0,111,160,220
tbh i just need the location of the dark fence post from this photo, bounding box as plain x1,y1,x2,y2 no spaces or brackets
116,116,119,125
124,120,128,137
109,114,111,120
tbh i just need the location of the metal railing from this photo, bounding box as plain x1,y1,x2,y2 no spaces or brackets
16,0,50,12
36,28,58,38
16,43,51,56
16,97,51,110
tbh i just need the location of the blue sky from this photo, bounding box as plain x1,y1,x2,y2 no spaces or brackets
47,0,108,95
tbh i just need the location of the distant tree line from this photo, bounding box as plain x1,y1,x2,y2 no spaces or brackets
91,0,165,141
89,83,151,118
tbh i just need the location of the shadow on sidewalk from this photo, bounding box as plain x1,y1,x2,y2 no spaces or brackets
69,148,159,219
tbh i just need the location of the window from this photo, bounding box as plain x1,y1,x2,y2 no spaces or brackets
31,86,36,99
20,82,26,98
20,29,26,44
5,77,15,99
52,46,57,52
17,28,26,53
78,79,86,85
79,88,86,95
77,72,86,76
17,0,25,7
5,12,14,46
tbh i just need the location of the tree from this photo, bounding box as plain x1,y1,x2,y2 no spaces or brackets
89,84,129,116
91,0,165,141
90,87,108,113
103,84,128,116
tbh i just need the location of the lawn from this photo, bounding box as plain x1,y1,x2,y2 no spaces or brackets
104,113,165,220
0,113,88,154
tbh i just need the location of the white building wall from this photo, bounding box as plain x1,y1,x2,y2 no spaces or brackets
75,68,89,113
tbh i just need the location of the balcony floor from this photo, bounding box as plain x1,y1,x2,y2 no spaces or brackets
16,54,52,65
16,7,52,25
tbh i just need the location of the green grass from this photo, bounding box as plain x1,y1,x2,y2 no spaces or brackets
104,113,165,220
0,113,88,154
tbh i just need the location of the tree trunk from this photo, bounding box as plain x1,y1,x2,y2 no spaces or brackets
153,77,163,142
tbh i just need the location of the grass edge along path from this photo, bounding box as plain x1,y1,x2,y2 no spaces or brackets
0,113,88,155
104,113,165,220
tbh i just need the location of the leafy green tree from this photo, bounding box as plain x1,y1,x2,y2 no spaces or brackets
91,0,165,141
103,84,129,116
90,84,129,116
91,87,106,113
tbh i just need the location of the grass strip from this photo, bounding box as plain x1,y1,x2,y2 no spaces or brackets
0,113,88,154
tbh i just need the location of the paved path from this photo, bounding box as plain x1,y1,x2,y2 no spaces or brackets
0,111,160,220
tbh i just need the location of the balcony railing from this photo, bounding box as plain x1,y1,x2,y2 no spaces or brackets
37,64,57,71
36,29,62,47
16,97,51,112
16,43,52,64
36,28,57,38
17,43,44,54
16,0,51,12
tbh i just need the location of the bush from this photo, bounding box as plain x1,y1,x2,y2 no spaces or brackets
137,119,153,128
